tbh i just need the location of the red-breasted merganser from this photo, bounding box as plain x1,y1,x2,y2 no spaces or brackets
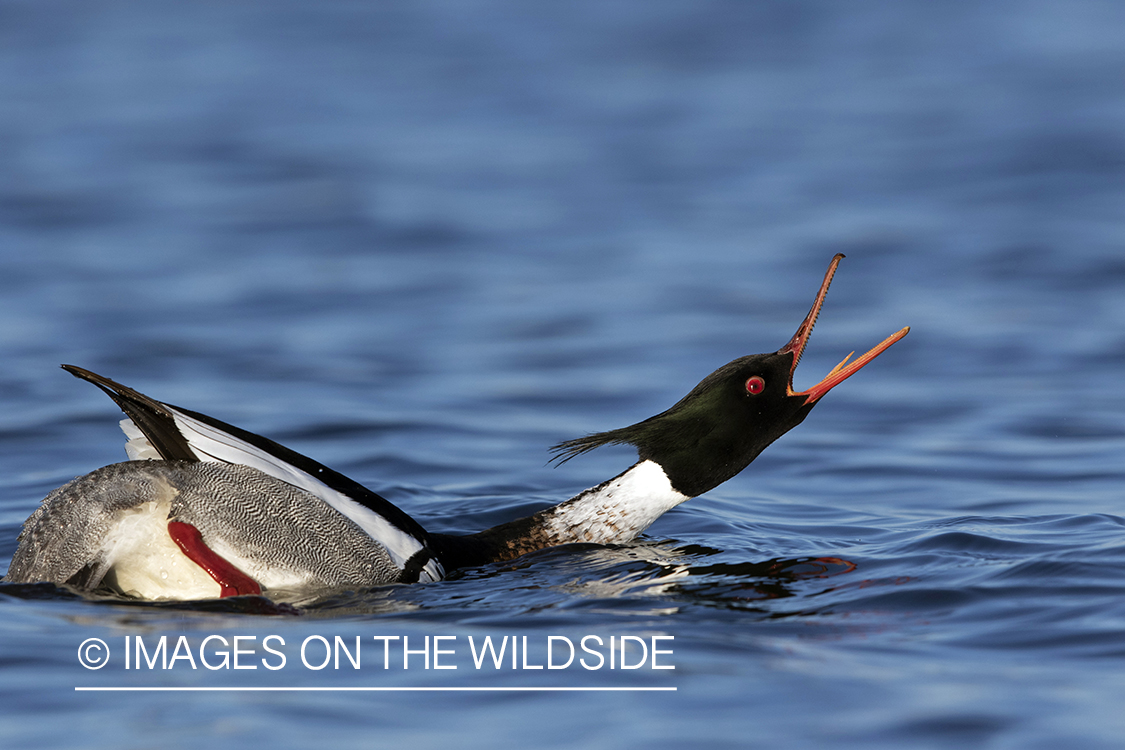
5,255,908,601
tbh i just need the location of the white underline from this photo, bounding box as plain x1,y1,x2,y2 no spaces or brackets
76,686,675,692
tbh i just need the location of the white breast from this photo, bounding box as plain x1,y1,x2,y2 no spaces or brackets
96,489,222,600
544,460,690,545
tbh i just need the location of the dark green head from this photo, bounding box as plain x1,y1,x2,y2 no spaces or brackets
551,254,909,498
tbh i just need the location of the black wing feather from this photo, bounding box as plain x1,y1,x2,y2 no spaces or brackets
62,365,198,461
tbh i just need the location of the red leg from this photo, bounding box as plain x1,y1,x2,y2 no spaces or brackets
167,521,262,597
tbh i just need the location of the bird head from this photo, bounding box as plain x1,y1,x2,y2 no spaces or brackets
550,254,909,497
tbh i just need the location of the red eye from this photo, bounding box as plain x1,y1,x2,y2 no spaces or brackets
745,376,765,395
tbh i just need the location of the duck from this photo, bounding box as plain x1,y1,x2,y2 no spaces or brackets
5,254,908,601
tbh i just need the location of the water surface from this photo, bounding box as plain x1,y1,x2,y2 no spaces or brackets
2,2,1125,748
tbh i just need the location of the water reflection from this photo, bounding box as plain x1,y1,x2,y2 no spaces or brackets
0,546,863,618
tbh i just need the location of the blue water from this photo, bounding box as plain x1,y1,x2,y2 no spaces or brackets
3,1,1125,747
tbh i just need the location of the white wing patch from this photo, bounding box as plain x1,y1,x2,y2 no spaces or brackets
120,419,161,460
119,414,444,583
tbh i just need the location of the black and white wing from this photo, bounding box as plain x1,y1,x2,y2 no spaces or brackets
61,365,443,583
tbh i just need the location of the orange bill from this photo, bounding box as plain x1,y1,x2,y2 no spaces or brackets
780,254,910,404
